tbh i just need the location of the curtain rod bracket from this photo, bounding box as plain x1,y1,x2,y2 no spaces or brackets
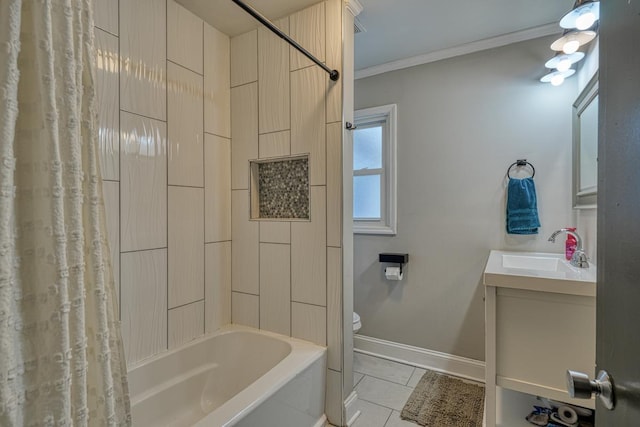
231,0,340,82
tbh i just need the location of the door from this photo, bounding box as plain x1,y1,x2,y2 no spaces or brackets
596,0,640,423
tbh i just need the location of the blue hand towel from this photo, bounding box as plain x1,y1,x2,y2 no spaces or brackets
506,177,541,234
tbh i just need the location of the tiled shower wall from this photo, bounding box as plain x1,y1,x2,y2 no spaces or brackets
94,0,231,365
95,0,346,421
229,0,344,422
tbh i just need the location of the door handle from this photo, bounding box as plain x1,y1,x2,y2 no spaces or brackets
566,369,615,410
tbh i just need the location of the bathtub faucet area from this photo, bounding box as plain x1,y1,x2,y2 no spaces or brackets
548,228,590,268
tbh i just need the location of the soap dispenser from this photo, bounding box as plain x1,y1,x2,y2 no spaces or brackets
565,227,578,261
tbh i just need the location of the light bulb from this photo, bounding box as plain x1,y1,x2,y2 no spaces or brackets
560,2,600,30
541,69,575,85
563,40,580,54
556,58,572,72
575,11,596,30
551,74,565,86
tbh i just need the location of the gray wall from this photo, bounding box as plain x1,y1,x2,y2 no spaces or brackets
354,36,580,361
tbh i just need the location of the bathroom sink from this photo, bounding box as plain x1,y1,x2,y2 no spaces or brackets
501,253,562,272
484,250,596,296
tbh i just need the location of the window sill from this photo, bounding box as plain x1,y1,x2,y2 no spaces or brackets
353,224,396,236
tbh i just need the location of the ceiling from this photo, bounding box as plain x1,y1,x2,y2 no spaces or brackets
178,0,575,72
354,0,574,71
177,0,320,36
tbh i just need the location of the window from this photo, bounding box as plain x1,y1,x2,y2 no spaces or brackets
353,104,397,235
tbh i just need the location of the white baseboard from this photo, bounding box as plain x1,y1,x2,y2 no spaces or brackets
314,415,327,427
354,334,485,383
344,390,361,426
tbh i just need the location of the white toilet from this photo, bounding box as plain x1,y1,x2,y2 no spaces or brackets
353,312,362,333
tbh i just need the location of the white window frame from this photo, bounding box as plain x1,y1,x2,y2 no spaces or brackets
353,104,397,235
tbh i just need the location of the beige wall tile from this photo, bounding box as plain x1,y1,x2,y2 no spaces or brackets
168,62,204,187
231,82,258,189
232,292,259,328
259,243,291,336
169,300,205,349
120,112,167,251
205,242,231,333
327,247,343,371
258,130,290,159
120,0,166,120
168,186,204,308
93,0,118,35
95,28,120,181
230,30,258,87
232,190,259,294
325,368,344,426
326,122,342,247
342,9,355,396
121,249,167,364
292,186,327,306
325,0,342,74
102,181,120,313
167,0,203,74
205,134,231,242
343,9,354,126
204,24,231,138
289,3,325,71
260,221,290,244
326,81,342,125
292,302,326,346
291,66,326,185
258,18,290,134
325,0,342,123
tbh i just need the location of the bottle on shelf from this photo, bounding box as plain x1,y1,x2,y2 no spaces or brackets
566,227,577,261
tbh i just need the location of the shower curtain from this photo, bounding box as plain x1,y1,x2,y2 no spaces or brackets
0,0,130,425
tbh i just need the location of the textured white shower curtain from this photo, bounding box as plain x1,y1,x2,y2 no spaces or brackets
0,0,130,425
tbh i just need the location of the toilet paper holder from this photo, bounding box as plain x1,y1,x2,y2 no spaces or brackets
379,253,409,275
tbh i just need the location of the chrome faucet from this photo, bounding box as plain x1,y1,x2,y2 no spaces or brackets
548,228,589,268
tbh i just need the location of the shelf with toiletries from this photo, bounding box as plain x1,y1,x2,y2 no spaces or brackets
494,388,594,427
483,250,596,427
496,388,549,427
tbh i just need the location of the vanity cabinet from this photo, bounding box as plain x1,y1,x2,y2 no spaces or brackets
483,250,596,427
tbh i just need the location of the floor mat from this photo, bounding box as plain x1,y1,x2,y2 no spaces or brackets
401,370,485,427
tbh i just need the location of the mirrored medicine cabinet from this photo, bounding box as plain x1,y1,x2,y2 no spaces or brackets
573,72,599,209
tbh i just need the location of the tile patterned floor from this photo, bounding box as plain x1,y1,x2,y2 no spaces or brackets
343,350,557,427
351,352,428,427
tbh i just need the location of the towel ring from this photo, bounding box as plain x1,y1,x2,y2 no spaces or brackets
507,159,535,179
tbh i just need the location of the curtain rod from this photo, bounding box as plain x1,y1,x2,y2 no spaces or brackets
230,0,340,81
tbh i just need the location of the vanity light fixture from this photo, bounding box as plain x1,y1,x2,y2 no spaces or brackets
560,0,600,31
540,69,576,87
541,1,598,87
545,52,585,72
551,29,596,54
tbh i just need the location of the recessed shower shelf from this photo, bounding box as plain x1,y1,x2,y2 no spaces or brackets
249,154,310,221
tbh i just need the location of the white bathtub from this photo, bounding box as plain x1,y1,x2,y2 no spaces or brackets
128,325,327,427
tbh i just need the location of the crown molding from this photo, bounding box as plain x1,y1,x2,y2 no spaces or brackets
355,23,560,80
345,0,363,17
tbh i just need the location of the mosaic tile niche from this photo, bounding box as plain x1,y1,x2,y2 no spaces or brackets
250,155,310,220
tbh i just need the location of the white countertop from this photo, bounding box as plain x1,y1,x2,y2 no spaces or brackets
483,250,596,297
